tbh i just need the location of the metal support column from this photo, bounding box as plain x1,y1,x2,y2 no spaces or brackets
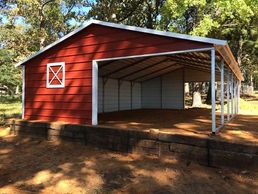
211,49,216,133
220,61,224,125
237,81,241,113
118,79,121,111
234,78,237,115
231,73,234,117
227,69,230,121
130,81,133,110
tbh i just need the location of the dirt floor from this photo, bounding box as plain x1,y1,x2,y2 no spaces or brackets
99,108,258,145
0,127,257,194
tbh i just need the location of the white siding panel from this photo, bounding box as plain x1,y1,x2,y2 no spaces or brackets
142,77,161,108
132,83,141,109
104,79,118,112
119,81,131,110
98,77,103,113
162,69,184,109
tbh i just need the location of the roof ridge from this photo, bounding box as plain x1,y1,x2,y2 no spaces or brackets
16,19,227,67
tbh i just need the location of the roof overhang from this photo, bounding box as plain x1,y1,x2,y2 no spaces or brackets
15,19,243,81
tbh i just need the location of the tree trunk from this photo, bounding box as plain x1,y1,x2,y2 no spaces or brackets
192,83,202,107
206,82,218,104
237,33,243,67
15,85,19,95
206,82,211,104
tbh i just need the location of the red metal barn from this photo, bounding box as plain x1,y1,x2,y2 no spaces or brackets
17,20,243,133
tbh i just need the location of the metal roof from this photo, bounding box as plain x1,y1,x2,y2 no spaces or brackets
15,19,243,80
98,51,222,82
16,19,227,67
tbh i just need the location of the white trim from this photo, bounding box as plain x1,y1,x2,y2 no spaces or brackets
15,19,227,67
92,60,98,125
237,81,241,113
234,78,237,115
93,20,227,45
95,47,213,62
46,62,65,88
91,47,214,125
230,73,234,117
211,49,216,133
22,65,25,119
227,68,230,121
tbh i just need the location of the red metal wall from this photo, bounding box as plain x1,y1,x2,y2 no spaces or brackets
24,24,211,124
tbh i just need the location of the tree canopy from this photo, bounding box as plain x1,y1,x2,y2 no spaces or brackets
0,0,257,94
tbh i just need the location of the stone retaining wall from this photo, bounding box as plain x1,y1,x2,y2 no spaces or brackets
10,119,258,169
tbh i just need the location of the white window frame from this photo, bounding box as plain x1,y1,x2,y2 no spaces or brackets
46,62,65,88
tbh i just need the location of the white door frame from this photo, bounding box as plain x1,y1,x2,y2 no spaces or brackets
91,47,214,126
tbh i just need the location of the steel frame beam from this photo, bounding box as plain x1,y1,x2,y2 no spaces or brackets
211,49,216,133
102,57,152,77
119,58,169,80
132,62,178,81
137,64,183,82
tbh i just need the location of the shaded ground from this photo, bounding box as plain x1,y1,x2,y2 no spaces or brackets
0,128,257,194
99,108,218,136
99,109,258,145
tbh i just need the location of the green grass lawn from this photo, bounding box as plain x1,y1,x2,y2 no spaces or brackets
0,97,22,125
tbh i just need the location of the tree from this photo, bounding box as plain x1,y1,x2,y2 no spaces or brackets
160,0,258,84
0,0,90,94
160,0,258,101
87,0,166,29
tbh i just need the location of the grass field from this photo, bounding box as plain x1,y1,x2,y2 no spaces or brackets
0,97,21,125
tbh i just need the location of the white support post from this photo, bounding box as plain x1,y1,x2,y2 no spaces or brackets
234,78,237,115
22,65,25,119
220,61,224,126
237,80,239,114
92,60,98,125
237,81,241,113
230,72,234,118
227,68,230,121
211,49,216,133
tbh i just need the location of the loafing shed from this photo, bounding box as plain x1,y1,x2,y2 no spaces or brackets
16,19,243,134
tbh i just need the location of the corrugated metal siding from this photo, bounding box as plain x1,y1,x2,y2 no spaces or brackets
98,78,141,112
104,79,118,112
142,69,184,109
119,81,131,110
98,77,103,113
132,83,141,109
162,69,184,109
24,24,211,124
142,77,161,108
